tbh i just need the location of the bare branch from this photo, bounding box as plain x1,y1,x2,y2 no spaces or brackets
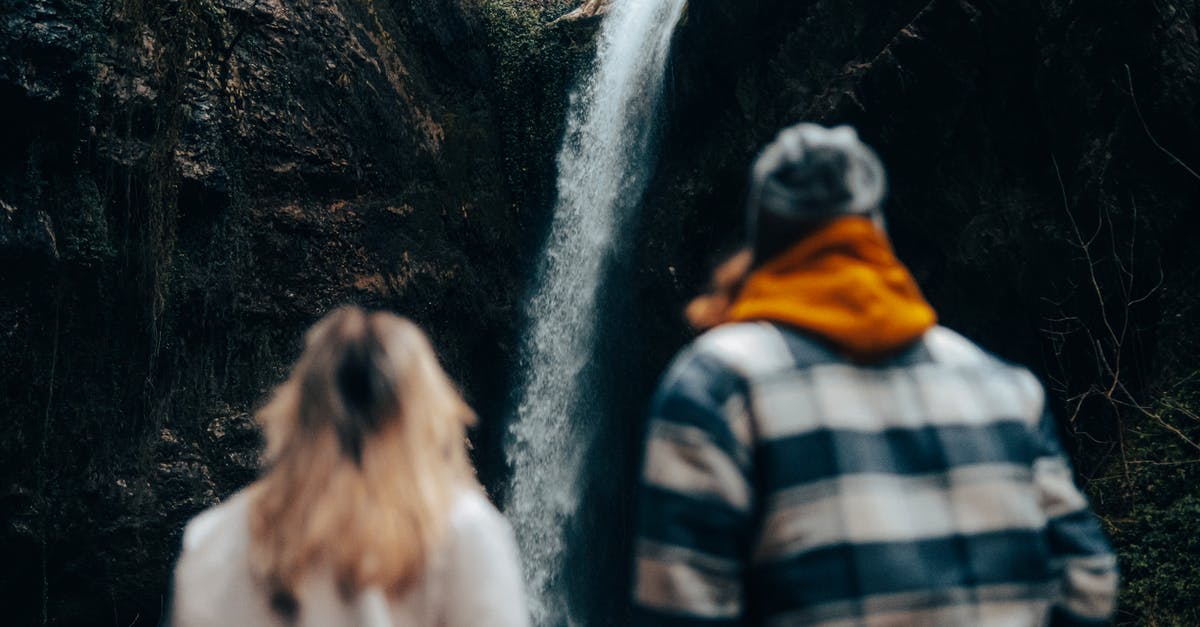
1125,64,1200,181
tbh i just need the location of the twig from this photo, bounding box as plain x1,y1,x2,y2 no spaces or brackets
40,292,61,627
1053,155,1121,349
1125,64,1200,181
1127,459,1200,467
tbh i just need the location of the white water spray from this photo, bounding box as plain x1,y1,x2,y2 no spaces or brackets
503,0,688,624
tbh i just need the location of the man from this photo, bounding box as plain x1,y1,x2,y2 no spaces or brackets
632,123,1117,625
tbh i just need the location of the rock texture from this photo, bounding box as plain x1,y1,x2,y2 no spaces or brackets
546,0,608,28
0,0,586,624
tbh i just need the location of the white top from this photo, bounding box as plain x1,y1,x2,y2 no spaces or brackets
171,488,530,627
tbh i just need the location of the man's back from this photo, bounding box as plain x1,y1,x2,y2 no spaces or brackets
633,321,1117,626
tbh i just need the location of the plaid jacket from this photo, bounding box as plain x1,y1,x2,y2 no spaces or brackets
633,322,1117,626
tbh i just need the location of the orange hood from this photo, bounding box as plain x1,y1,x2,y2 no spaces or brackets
728,216,936,361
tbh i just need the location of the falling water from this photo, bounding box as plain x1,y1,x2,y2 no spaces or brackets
502,0,688,624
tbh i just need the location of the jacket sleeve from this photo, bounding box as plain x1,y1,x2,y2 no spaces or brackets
1032,405,1119,626
632,351,755,627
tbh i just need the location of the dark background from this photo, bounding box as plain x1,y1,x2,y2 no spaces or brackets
2,0,1197,625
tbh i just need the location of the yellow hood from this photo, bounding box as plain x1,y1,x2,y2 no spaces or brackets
728,216,936,361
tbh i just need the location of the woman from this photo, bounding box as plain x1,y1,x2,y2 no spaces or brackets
171,306,529,626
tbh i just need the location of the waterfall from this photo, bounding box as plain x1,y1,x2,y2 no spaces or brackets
502,0,688,625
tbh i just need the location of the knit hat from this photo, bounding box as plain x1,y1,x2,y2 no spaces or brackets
747,123,887,262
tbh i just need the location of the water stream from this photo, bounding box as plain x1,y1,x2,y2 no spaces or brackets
502,1,689,624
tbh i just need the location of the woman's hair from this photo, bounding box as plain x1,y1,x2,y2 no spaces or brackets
684,248,754,331
248,306,477,615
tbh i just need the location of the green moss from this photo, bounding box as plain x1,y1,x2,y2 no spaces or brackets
1109,492,1200,625
477,0,596,213
61,176,117,267
1078,358,1200,625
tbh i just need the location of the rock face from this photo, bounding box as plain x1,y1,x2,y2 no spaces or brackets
546,0,608,28
0,0,586,624
1,0,1197,625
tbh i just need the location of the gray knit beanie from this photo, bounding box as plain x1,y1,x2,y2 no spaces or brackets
747,123,887,262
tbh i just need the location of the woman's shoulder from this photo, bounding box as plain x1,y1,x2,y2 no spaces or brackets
181,486,256,553
447,488,510,537
172,487,279,626
437,488,529,626
443,487,523,570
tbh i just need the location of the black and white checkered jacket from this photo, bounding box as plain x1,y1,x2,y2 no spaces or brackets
633,322,1117,626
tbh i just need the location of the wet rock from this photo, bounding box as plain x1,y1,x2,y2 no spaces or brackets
203,408,262,492
547,0,610,28
0,199,59,263
0,0,550,623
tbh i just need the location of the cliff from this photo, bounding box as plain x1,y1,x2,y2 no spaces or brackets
1,0,1197,624
1,0,585,623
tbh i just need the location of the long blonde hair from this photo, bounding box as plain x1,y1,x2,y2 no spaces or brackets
248,306,477,615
